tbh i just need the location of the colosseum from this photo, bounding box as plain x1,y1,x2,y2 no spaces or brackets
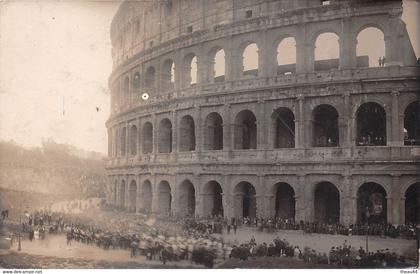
105,0,420,226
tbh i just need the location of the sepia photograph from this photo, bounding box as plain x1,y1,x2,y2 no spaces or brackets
0,0,419,271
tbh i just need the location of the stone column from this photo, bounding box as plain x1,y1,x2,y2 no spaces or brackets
340,175,352,226
295,24,311,73
171,178,177,217
343,92,351,147
340,18,356,69
195,106,203,152
265,194,274,218
137,118,142,159
223,103,232,151
258,30,270,78
224,36,235,81
171,110,178,160
295,174,307,222
295,95,305,148
125,121,129,160
257,100,267,149
399,198,406,225
152,114,158,159
390,174,401,225
151,175,159,214
390,91,402,146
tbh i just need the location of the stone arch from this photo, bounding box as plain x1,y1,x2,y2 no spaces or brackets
158,118,172,153
145,66,156,90
129,125,137,156
357,182,387,224
179,115,196,152
272,107,295,148
356,102,387,146
142,122,153,154
314,32,340,71
204,112,223,150
129,180,137,213
178,180,196,217
161,59,175,91
241,42,259,76
158,180,172,215
312,104,339,147
182,53,198,87
119,180,126,208
233,110,257,150
405,182,420,225
314,181,340,224
208,47,225,82
271,182,295,220
403,101,420,146
356,27,385,67
202,180,224,217
120,127,127,156
277,36,296,75
141,180,153,213
233,181,257,219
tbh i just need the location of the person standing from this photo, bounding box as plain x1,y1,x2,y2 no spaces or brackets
233,223,237,234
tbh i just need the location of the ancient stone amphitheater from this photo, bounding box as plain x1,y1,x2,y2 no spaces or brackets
106,0,420,226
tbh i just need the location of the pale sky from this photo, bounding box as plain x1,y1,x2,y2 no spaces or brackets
0,0,418,154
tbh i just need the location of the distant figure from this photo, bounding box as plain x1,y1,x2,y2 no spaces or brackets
382,56,386,66
233,223,237,234
378,56,382,67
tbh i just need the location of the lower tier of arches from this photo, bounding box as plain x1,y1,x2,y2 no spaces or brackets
107,172,419,226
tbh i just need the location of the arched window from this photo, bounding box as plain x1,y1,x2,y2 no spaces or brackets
272,108,295,148
272,183,295,220
314,32,340,71
242,43,259,76
162,59,175,91
312,105,339,147
233,181,257,219
145,66,156,90
204,112,223,150
234,110,257,150
357,182,387,224
179,115,196,152
182,54,198,87
213,49,225,82
356,27,385,67
356,102,386,146
314,182,340,224
179,180,196,217
158,118,172,153
129,180,137,213
142,122,153,154
129,125,137,156
405,183,420,225
404,101,420,146
120,127,127,156
158,181,172,214
202,181,224,217
277,37,296,75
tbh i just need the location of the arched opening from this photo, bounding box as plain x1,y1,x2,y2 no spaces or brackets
141,180,153,213
119,181,126,209
129,180,137,213
145,66,156,90
272,108,295,148
242,43,259,76
356,102,386,146
162,59,175,91
158,181,172,215
312,104,339,147
213,48,225,82
357,182,387,224
182,54,198,87
142,122,153,154
123,77,129,103
133,72,141,91
314,32,340,71
130,125,137,156
314,182,340,224
202,181,224,217
233,181,257,219
356,27,385,67
204,112,223,150
234,110,257,150
277,37,296,75
158,118,172,153
179,115,196,152
113,181,118,204
120,127,127,156
272,183,295,220
404,101,420,146
405,183,420,225
179,180,196,217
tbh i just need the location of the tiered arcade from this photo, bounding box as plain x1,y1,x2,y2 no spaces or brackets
106,0,420,226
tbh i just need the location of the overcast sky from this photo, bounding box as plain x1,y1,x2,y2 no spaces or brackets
0,0,418,154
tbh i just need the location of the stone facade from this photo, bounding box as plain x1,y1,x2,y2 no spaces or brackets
106,0,420,226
